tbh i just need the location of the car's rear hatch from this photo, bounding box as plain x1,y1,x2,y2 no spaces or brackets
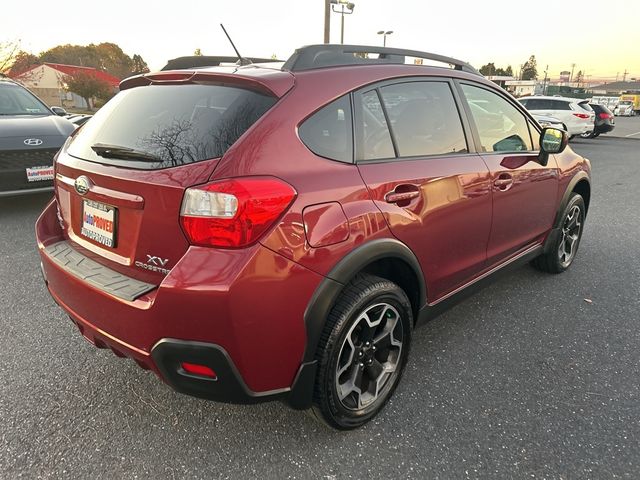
54,69,292,284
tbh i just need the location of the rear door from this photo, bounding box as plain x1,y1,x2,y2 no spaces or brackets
55,82,276,282
355,79,493,301
458,82,559,265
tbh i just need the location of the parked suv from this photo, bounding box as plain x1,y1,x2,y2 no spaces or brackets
36,45,591,429
581,103,615,138
518,95,595,138
0,78,75,196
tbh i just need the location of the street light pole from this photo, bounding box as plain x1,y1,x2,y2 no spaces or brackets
377,30,393,46
324,0,331,43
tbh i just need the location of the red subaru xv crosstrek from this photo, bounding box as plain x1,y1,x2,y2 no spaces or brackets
36,45,591,429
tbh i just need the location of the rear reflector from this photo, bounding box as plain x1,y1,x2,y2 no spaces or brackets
598,112,611,119
573,113,591,119
181,362,217,379
180,176,296,248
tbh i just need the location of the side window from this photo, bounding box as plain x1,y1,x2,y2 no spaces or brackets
378,82,468,157
358,90,395,160
550,100,571,111
461,84,533,153
299,95,353,163
521,98,546,110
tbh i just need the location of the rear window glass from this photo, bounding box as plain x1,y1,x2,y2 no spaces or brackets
298,95,353,163
67,84,276,169
358,89,395,160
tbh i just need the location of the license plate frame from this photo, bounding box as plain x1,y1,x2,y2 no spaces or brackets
81,199,118,248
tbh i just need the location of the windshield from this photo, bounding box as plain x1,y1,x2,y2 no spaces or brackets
0,84,50,116
67,84,276,169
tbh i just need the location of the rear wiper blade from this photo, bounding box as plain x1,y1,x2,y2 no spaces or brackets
91,143,160,162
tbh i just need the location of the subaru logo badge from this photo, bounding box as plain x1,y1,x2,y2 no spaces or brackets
24,138,43,146
74,176,92,195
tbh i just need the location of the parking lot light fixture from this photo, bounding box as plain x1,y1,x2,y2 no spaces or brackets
377,30,393,47
331,0,355,44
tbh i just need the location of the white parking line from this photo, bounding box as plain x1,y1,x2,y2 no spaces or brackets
625,131,640,137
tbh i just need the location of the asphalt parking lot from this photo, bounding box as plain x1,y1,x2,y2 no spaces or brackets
1,136,639,479
608,115,640,139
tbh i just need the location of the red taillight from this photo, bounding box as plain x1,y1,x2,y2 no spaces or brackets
573,113,591,119
180,176,297,248
180,362,217,379
598,112,611,119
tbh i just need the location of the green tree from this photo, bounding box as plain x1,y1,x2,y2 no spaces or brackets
6,50,40,76
39,43,148,79
131,54,149,75
40,44,100,69
521,55,538,80
64,71,111,110
574,70,583,84
479,63,496,76
194,48,202,56
505,65,513,76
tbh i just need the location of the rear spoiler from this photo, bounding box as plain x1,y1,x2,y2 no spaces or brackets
119,68,294,98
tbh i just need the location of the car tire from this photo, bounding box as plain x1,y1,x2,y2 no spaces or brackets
569,135,576,141
312,274,413,430
580,130,595,139
532,193,586,274
593,132,600,137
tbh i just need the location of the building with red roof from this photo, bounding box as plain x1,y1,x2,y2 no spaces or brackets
10,63,121,109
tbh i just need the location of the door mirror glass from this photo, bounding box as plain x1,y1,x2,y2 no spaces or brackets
51,106,68,116
540,127,567,154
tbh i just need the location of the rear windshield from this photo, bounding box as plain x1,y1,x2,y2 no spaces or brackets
68,84,276,169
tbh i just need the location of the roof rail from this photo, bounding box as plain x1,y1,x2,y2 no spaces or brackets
282,44,480,75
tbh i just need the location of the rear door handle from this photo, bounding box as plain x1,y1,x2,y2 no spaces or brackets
384,185,420,204
493,174,513,191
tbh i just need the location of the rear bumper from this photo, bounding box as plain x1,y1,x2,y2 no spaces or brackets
37,198,324,405
567,122,593,136
594,123,615,134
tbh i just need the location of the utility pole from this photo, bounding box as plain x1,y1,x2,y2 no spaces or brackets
570,63,576,83
623,69,629,82
543,65,548,95
324,0,331,43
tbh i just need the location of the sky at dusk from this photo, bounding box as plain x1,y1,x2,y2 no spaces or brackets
3,0,639,81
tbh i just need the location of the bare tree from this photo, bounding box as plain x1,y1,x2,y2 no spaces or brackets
0,40,20,74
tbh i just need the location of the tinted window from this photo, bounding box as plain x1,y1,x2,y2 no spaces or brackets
68,84,276,169
378,82,467,157
549,100,571,110
358,90,395,160
522,98,552,110
0,84,49,115
299,95,353,163
462,84,533,153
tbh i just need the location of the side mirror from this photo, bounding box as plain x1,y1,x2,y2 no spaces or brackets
51,106,68,116
540,127,568,154
539,127,568,165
